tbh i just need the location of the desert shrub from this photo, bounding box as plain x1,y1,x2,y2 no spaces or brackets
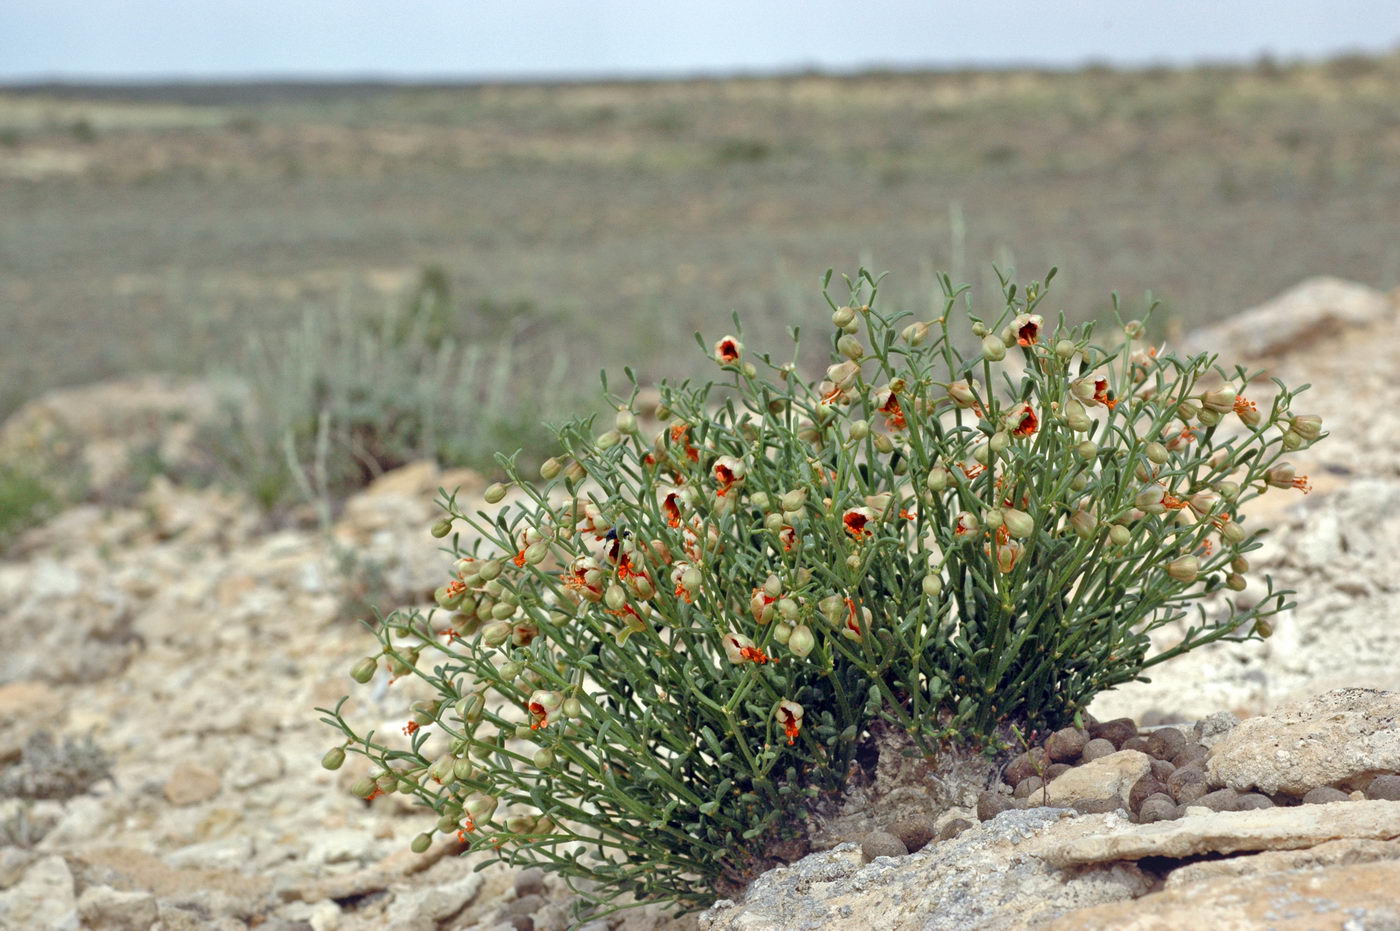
204,278,569,513
0,732,113,802
318,268,1324,917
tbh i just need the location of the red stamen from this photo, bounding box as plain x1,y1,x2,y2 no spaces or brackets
1012,406,1038,437
403,721,419,737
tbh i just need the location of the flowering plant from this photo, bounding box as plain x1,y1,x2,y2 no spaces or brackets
318,268,1323,916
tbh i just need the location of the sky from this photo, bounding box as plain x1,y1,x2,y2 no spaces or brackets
3,0,1399,82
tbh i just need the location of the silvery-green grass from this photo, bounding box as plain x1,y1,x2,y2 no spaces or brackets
319,267,1323,918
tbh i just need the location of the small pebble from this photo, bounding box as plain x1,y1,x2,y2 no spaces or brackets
514,867,546,898
1145,727,1189,761
1122,736,1155,755
1150,758,1176,781
1013,776,1044,799
1137,794,1179,823
1080,738,1117,762
1366,775,1400,801
1129,775,1168,813
977,790,1014,822
1044,763,1072,780
510,917,535,931
1302,786,1351,805
1045,727,1089,763
1175,781,1209,805
1090,718,1137,748
1198,788,1243,812
1235,792,1274,811
887,815,937,853
861,831,908,862
938,818,973,840
1193,711,1239,747
1171,745,1208,768
1003,748,1049,787
1166,767,1206,802
507,895,546,919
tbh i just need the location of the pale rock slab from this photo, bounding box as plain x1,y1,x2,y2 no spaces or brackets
1182,276,1392,361
1030,800,1400,868
1042,750,1151,808
1207,688,1400,795
700,809,1149,931
0,855,78,929
1044,858,1400,930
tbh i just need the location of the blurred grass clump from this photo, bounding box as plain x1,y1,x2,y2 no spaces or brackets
204,268,572,513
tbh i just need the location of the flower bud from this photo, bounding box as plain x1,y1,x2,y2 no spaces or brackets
523,541,550,566
615,409,638,434
1176,399,1200,421
848,419,870,441
1054,339,1077,360
1232,556,1250,573
484,482,509,504
596,429,622,449
1145,442,1169,465
321,747,346,770
1220,520,1247,544
1123,319,1145,339
533,748,556,768
1069,509,1096,539
926,466,949,491
1226,573,1247,591
563,697,582,718
1070,473,1089,492
837,334,865,360
350,656,378,684
1189,491,1221,514
873,433,895,454
772,622,792,645
1289,414,1323,441
1166,555,1199,583
456,693,484,722
1200,387,1236,413
788,624,815,658
477,558,503,581
779,488,807,512
563,460,587,483
1076,440,1097,460
1109,524,1131,546
827,359,860,390
1281,431,1304,450
988,431,1009,455
922,573,942,598
818,594,845,624
464,794,498,823
981,334,1006,361
1065,399,1092,433
431,517,453,538
1004,508,1034,539
1197,408,1222,427
604,583,627,611
901,321,931,345
1134,486,1165,509
540,457,562,480
1254,620,1273,638
946,380,978,409
972,441,991,465
777,597,799,621
1217,481,1240,500
350,776,376,798
832,305,857,328
845,553,861,569
481,620,512,647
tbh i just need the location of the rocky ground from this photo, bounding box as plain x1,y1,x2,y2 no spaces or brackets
1,276,1398,930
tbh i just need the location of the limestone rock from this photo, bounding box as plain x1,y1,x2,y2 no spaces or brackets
700,809,1149,931
1045,858,1400,929
0,855,77,929
163,762,222,806
76,885,159,930
1031,799,1400,868
1182,276,1392,361
1207,688,1400,795
1043,750,1152,809
1163,837,1400,888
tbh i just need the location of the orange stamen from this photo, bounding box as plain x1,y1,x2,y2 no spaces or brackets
1233,396,1257,416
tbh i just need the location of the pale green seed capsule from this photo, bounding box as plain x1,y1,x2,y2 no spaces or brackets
926,466,949,491
1290,414,1323,441
848,419,870,441
350,777,376,798
1166,555,1199,583
1003,508,1034,539
453,757,475,781
922,574,942,598
1145,442,1169,465
1069,509,1096,539
1076,441,1098,460
524,541,549,565
321,747,346,771
480,621,512,647
788,624,815,658
1217,481,1240,500
563,697,582,718
1220,520,1246,544
772,622,792,645
533,748,556,768
988,431,1009,455
1281,431,1304,450
430,518,453,538
596,429,622,450
484,482,508,504
777,597,799,621
350,657,378,684
615,409,637,434
1055,340,1076,360
681,566,703,592
873,433,894,454
1197,408,1223,427
437,813,460,833
540,457,563,480
845,553,861,570
375,771,399,792
981,334,1006,361
477,559,503,581
604,584,627,611
749,491,772,511
1070,473,1089,491
1226,573,1247,591
832,305,857,328
490,601,516,620
1109,524,1131,546
1232,556,1250,573
1254,620,1273,638
836,334,865,360
780,489,807,512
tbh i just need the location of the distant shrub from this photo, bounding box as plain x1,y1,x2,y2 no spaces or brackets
205,275,569,513
712,137,772,164
319,268,1323,916
0,732,113,802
